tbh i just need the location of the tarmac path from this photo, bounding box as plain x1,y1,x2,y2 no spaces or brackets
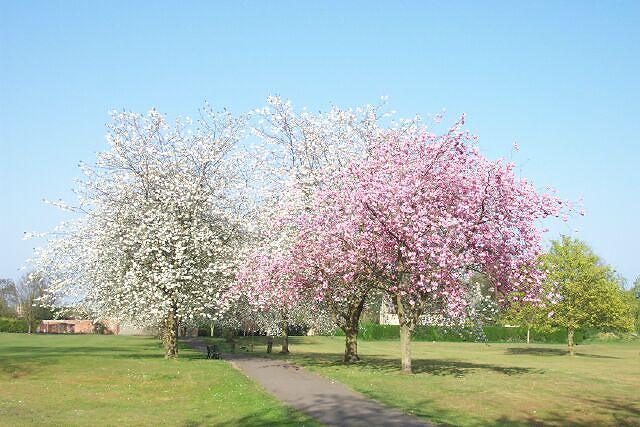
183,338,431,427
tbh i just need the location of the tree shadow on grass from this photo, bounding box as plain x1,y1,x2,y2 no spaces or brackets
184,338,544,376
0,341,173,374
505,347,620,359
495,397,640,426
181,407,320,427
1,345,162,358
0,342,226,379
0,358,40,379
286,352,542,377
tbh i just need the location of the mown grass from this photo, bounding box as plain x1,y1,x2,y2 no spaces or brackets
216,335,640,426
0,333,318,427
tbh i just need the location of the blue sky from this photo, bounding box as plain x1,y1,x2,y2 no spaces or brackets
1,1,638,285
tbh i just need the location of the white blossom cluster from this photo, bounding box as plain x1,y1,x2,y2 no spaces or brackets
32,106,249,330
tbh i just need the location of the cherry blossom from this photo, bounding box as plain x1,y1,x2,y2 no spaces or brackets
296,116,568,372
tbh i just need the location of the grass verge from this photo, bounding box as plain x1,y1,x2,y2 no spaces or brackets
0,333,319,426
211,335,640,426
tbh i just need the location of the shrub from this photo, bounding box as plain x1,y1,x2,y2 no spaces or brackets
0,317,29,333
335,323,588,344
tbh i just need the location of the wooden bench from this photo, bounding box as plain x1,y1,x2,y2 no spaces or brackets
206,344,221,359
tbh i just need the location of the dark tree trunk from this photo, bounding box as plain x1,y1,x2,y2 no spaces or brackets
281,320,289,354
343,327,360,363
341,296,366,363
567,328,575,356
163,306,179,358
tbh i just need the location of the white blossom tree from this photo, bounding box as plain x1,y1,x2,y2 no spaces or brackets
32,105,249,357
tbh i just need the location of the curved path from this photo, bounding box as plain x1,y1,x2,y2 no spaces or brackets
184,338,431,427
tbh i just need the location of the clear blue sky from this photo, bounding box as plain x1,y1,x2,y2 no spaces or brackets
1,1,638,285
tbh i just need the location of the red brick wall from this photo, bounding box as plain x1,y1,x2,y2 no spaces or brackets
38,320,96,334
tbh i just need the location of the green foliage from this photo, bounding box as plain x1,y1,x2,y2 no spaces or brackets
632,276,640,296
623,290,640,333
93,321,107,334
334,323,584,344
0,300,16,318
625,275,640,333
542,236,635,332
0,317,29,333
223,327,236,343
360,296,383,324
501,290,553,333
197,327,213,337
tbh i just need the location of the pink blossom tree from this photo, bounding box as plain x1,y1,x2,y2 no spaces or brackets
235,97,398,360
301,117,569,373
231,250,299,353
292,216,376,362
230,248,333,353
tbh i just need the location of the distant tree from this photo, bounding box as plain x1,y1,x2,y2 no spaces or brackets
542,236,634,355
11,272,52,333
623,293,640,334
631,276,640,297
502,289,552,344
0,278,17,317
625,276,640,333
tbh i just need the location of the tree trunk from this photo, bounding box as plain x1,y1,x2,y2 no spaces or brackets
280,320,289,354
28,323,32,334
340,295,366,363
400,323,412,374
210,321,215,337
343,327,360,363
394,294,414,374
527,327,530,344
163,307,179,358
567,328,575,356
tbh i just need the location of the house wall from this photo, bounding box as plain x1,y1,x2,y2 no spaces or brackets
37,320,96,334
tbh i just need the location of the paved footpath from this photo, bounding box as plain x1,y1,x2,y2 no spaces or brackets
184,338,431,427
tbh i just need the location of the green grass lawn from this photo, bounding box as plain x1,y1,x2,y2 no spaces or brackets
0,333,318,427
219,335,640,426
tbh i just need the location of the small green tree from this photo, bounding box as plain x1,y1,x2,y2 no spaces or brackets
632,276,640,296
625,276,640,333
502,290,552,344
542,236,634,355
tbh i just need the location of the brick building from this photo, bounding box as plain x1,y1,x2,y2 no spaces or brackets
37,319,98,334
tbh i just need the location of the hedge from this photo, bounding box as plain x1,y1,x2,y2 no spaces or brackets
197,324,310,337
333,323,588,344
0,317,29,333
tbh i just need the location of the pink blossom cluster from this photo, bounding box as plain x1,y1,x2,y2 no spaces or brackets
236,116,569,325
231,250,301,313
292,118,568,319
